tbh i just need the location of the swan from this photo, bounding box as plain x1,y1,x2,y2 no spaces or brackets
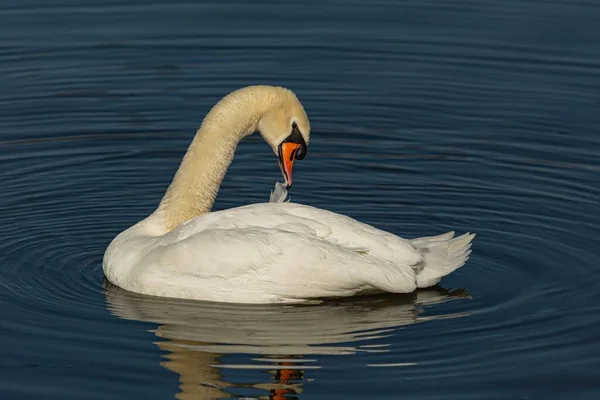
103,85,475,304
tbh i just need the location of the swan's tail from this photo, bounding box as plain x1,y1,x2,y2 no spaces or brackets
410,231,475,288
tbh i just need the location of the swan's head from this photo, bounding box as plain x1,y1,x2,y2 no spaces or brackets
257,89,310,189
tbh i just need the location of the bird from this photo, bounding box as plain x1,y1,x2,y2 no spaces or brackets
103,85,475,304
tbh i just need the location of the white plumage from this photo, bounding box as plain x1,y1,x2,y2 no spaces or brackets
103,86,475,304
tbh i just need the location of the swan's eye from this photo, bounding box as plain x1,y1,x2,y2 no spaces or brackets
291,122,298,130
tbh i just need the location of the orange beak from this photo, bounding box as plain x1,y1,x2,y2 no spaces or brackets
278,142,302,188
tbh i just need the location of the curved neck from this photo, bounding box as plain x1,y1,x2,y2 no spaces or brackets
154,86,280,232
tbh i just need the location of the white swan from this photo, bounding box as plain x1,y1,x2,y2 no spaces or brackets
103,85,475,304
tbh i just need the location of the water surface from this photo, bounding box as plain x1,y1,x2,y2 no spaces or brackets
1,0,600,399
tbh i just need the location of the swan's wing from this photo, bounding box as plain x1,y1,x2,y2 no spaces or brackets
279,203,423,266
142,226,418,303
173,202,422,267
138,202,424,302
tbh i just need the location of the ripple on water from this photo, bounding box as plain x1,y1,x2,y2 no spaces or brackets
1,120,600,397
2,0,600,394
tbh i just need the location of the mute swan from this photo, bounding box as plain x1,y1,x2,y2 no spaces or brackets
103,85,475,304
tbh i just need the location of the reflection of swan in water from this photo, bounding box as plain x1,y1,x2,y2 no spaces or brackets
104,281,470,399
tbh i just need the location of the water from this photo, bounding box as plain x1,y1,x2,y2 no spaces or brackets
1,0,600,398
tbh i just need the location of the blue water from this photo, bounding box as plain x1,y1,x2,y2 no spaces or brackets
1,0,600,399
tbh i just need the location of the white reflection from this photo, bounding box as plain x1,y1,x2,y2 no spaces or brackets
105,282,469,399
